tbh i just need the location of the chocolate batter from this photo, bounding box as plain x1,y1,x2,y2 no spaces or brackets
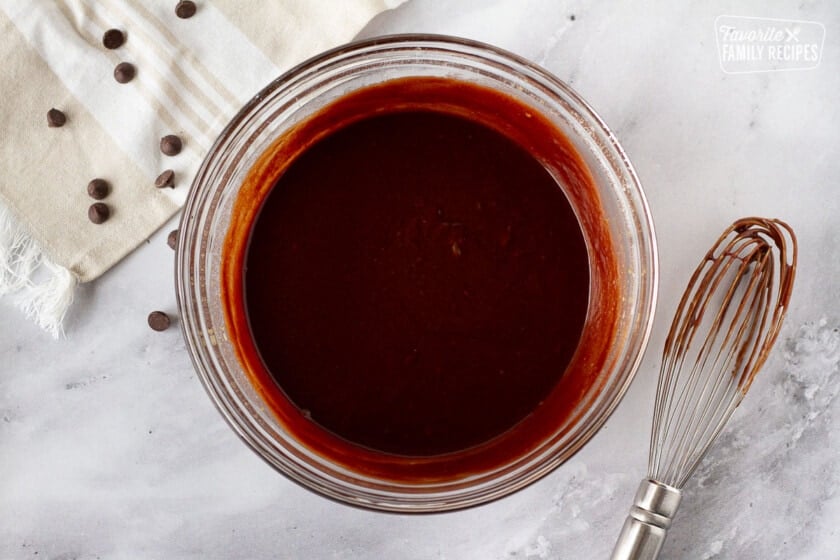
244,110,588,456
223,77,617,478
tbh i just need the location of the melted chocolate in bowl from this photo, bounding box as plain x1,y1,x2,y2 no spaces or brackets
246,110,589,456
222,76,620,482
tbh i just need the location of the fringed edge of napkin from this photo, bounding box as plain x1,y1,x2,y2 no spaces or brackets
0,204,76,338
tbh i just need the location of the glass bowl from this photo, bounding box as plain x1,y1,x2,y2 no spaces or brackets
175,34,657,512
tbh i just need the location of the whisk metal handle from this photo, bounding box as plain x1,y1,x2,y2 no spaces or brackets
610,479,682,560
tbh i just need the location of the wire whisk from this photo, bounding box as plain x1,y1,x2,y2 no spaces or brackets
611,217,797,560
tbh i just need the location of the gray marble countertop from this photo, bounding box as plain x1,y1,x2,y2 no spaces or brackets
2,1,838,558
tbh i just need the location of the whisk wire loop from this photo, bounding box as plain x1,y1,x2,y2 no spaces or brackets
648,218,795,488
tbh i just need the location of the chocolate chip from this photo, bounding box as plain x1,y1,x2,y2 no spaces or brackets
148,311,171,331
155,169,175,189
47,108,66,127
175,1,197,18
167,229,179,250
102,29,125,49
160,135,182,156
114,62,135,84
87,178,110,200
88,202,110,224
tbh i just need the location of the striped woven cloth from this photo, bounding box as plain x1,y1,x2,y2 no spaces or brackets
0,0,402,335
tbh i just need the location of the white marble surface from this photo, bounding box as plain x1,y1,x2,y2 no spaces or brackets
2,1,839,558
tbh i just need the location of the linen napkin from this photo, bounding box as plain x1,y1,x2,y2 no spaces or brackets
0,0,404,336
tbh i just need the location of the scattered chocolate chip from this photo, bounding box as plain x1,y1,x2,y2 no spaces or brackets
148,310,171,331
155,169,175,189
102,28,125,49
569,14,576,21
47,108,66,128
87,178,110,200
175,0,197,19
114,62,135,84
88,202,110,224
167,229,179,250
160,135,182,156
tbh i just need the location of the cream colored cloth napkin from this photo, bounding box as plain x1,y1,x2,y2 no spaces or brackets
0,0,403,336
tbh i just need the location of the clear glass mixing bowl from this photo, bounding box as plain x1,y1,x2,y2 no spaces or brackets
176,34,657,512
